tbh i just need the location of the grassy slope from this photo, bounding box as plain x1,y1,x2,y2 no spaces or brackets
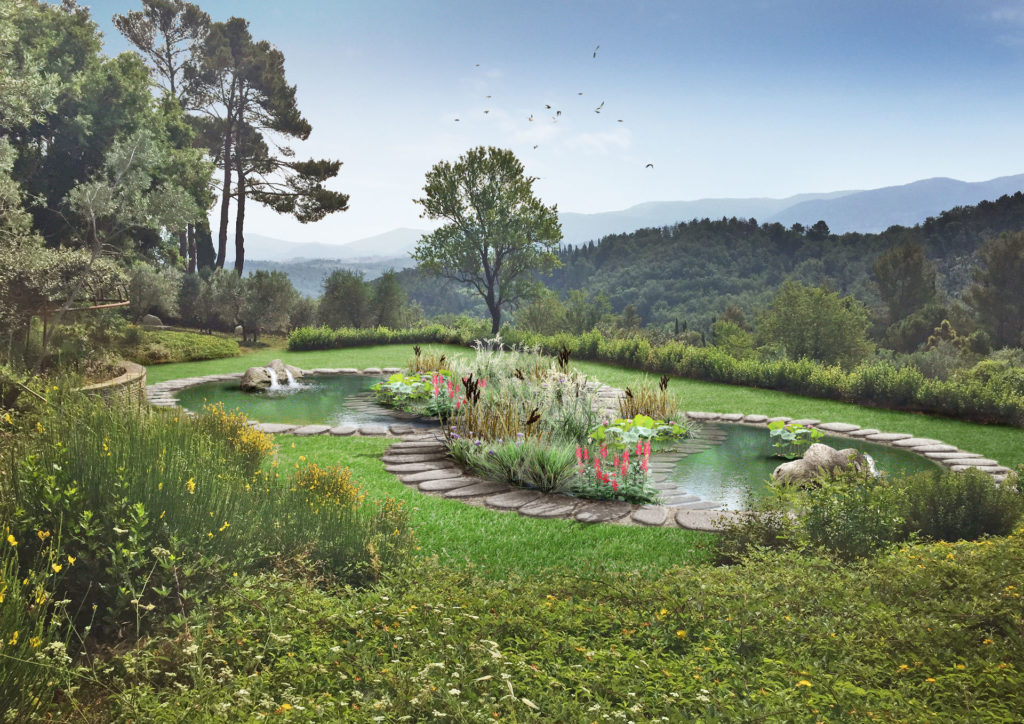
146,344,1024,469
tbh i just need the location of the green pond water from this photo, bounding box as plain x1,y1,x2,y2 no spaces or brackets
176,375,435,428
663,423,944,510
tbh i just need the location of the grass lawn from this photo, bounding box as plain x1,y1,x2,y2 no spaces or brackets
273,435,714,579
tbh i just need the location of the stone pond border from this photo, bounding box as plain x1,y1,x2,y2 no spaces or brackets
145,369,1014,533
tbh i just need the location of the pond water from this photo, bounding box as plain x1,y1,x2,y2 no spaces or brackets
175,375,435,428
660,422,944,510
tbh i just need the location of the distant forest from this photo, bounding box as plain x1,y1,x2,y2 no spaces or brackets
394,191,1024,333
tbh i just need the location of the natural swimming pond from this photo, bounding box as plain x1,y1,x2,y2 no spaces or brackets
176,375,435,428
656,422,944,510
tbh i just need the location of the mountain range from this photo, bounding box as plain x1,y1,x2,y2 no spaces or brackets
242,173,1024,292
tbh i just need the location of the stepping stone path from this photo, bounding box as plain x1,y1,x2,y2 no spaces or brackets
146,368,1013,532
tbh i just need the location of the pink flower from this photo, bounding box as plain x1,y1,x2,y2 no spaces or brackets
636,440,642,455
612,481,618,492
576,447,582,464
480,379,487,388
600,445,607,459
641,459,648,473
644,440,651,456
583,448,589,462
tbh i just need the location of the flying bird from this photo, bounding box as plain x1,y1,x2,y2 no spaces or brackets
486,95,491,98
484,109,489,114
593,45,600,58
475,63,480,67
645,163,654,169
454,118,460,122
528,114,534,121
545,104,551,109
617,119,623,122
577,91,583,95
595,101,604,113
555,110,562,117
533,144,538,149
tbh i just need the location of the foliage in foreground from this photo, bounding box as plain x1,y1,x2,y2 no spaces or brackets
72,531,1024,722
717,466,1024,563
289,324,1024,426
0,392,413,660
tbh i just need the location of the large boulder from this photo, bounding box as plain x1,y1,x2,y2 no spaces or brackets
240,359,304,392
772,443,870,487
140,313,162,327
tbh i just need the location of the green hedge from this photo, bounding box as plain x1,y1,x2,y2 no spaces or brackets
125,329,240,364
288,325,1024,426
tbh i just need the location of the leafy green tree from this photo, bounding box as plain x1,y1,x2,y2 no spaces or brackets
127,261,182,322
964,231,1024,348
370,269,408,328
413,146,562,333
756,281,874,367
514,288,567,335
319,269,369,329
564,289,610,334
289,295,318,331
872,242,937,324
712,319,755,359
239,270,296,342
206,267,244,331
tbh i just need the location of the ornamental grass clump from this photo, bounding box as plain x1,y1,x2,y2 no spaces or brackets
618,374,679,421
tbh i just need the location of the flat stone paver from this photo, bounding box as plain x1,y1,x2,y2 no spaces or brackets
847,428,880,437
652,482,678,491
687,411,721,420
518,496,579,519
389,440,445,449
328,425,357,436
719,413,744,422
417,477,479,492
742,414,768,423
444,481,512,498
677,500,725,510
945,458,1000,468
357,425,391,436
399,468,466,484
485,490,544,510
789,418,820,427
361,368,383,374
382,367,402,374
382,452,449,465
384,461,458,474
631,505,668,526
575,501,632,523
912,444,958,453
817,422,861,433
675,509,734,532
291,424,331,436
766,417,791,424
890,437,945,448
253,423,297,434
662,494,701,505
864,432,912,442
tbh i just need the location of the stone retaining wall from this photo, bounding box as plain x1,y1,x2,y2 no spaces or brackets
81,360,146,407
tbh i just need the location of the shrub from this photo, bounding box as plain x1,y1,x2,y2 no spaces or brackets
618,374,679,421
900,468,1024,542
123,329,239,364
798,470,907,560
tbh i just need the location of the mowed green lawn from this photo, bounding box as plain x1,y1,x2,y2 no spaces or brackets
147,343,1024,470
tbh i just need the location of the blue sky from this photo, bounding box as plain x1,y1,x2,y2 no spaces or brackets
83,0,1024,245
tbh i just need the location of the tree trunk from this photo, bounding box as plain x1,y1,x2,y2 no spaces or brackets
216,123,232,269
187,224,197,274
177,229,187,268
234,158,246,275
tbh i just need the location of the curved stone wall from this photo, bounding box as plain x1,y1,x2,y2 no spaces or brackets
81,360,146,407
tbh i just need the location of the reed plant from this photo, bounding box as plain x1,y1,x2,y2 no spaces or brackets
618,374,680,421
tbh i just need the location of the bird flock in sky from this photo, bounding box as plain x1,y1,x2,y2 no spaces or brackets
455,43,653,169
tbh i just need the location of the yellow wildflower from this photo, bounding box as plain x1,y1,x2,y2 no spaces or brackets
186,477,196,494
8,631,18,645
7,534,16,547
67,555,76,566
676,630,687,639
36,422,43,433
51,563,62,573
29,636,41,648
796,680,812,687
36,530,50,541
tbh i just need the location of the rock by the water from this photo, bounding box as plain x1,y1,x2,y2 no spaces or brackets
141,314,162,327
239,359,304,391
234,325,244,335
772,443,869,487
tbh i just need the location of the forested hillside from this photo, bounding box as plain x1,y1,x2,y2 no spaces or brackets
396,192,1024,334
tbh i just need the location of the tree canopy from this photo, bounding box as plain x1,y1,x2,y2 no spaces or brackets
413,146,562,333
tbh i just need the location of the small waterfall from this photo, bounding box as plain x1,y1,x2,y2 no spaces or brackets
864,453,879,478
283,368,299,388
266,367,281,390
